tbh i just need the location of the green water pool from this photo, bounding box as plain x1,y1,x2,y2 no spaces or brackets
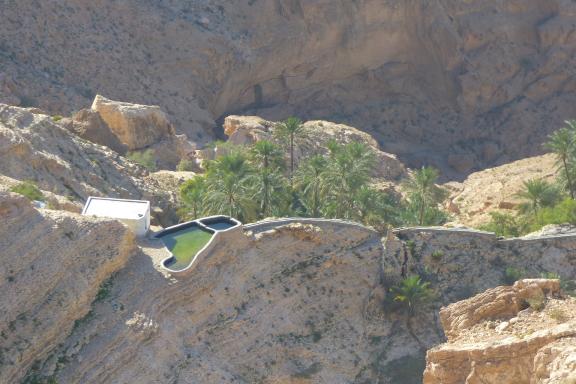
160,226,213,270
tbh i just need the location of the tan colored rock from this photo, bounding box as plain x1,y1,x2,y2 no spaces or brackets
444,154,558,227
5,1,576,174
0,103,180,226
0,191,136,383
62,108,128,154
424,279,576,384
91,95,174,151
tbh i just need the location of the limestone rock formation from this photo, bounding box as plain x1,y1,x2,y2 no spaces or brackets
91,95,174,151
90,95,196,170
217,115,406,180
444,154,558,226
423,279,576,384
0,192,136,383
62,109,128,154
0,103,178,226
2,1,576,173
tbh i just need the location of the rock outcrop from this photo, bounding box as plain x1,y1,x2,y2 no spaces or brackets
62,109,128,154
2,1,576,173
217,115,406,180
424,279,576,384
91,95,174,151
444,154,558,226
0,103,178,226
0,192,136,383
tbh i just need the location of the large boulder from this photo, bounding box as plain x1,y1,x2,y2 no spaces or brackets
91,94,174,151
61,109,128,154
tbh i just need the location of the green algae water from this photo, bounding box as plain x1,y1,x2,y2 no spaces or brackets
160,226,213,270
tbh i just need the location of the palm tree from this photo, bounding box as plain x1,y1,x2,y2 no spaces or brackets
391,275,435,314
353,186,397,229
249,140,287,218
515,179,560,217
274,117,305,184
294,154,328,217
545,124,576,198
389,275,436,350
203,152,256,221
402,167,447,226
180,176,206,219
250,140,285,170
322,141,376,219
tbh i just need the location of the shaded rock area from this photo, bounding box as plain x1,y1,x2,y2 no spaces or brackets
424,279,576,384
2,1,576,174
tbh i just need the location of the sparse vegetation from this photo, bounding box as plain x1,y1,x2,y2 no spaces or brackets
431,250,444,261
176,158,196,171
480,120,576,236
525,291,545,311
503,267,525,285
127,149,157,171
10,181,45,201
549,308,569,322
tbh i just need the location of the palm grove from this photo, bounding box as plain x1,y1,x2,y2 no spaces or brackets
481,120,576,237
179,117,449,230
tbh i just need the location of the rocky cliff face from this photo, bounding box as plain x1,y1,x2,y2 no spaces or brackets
0,192,136,383
1,1,575,174
0,103,179,225
424,279,576,384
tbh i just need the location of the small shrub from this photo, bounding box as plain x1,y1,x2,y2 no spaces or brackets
549,308,569,322
176,158,196,171
526,291,545,311
431,250,444,261
10,182,45,201
503,267,525,285
127,149,157,171
52,115,63,122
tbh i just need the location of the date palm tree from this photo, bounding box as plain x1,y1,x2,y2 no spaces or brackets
203,152,257,221
402,166,447,226
322,141,376,219
545,124,576,199
515,179,560,217
294,154,328,217
180,176,206,219
249,140,287,217
274,117,305,185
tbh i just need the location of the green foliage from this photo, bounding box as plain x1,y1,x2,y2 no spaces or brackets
127,149,157,171
479,212,522,237
274,116,306,181
387,275,436,314
180,138,450,228
503,267,525,285
10,181,45,201
401,166,449,226
515,179,561,216
176,158,196,171
51,115,63,122
431,250,444,261
180,176,206,219
526,291,545,311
